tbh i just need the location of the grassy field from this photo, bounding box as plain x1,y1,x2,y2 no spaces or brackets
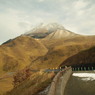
0,77,13,95
6,71,55,95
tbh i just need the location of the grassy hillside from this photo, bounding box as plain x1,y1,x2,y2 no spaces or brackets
30,36,95,69
0,77,13,95
60,46,95,67
6,71,54,95
41,35,95,49
0,30,95,95
0,36,48,74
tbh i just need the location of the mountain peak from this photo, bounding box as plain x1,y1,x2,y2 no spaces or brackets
39,23,65,30
24,23,66,38
23,23,82,39
35,22,64,29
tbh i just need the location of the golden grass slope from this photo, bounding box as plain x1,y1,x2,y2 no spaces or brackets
0,36,48,73
41,34,95,48
0,77,13,95
31,35,95,69
6,72,54,95
60,46,95,67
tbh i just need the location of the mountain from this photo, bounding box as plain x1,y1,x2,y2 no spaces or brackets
44,29,80,40
24,23,83,41
24,23,65,38
22,23,95,69
60,46,95,68
1,23,95,95
30,42,95,69
0,36,48,73
1,23,95,72
42,35,95,49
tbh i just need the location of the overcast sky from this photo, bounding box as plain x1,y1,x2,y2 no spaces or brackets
0,0,95,44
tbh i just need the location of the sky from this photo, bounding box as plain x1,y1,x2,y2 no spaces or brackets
0,0,95,44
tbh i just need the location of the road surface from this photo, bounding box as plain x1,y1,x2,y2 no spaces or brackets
64,71,95,95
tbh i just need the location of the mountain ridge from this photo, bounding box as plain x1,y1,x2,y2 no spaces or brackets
23,23,79,39
0,23,95,72
0,23,95,95
0,36,48,73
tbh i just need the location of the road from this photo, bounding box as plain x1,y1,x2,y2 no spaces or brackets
64,71,95,95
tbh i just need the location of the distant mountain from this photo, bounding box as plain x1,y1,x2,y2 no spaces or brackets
24,23,66,38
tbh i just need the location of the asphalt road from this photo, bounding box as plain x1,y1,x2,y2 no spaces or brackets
64,71,95,95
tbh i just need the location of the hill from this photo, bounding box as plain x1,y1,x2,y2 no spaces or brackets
1,23,95,71
1,23,95,95
30,33,95,69
41,34,95,49
30,42,95,69
60,46,95,68
0,36,48,73
6,71,54,95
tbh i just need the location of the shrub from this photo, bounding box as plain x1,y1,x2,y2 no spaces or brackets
13,68,31,87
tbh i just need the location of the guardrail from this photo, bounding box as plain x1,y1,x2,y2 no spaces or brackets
47,67,72,95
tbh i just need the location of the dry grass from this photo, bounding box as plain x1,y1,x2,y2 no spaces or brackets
0,34,95,95
0,77,13,95
29,35,95,69
60,46,95,67
0,36,48,73
6,72,55,95
41,35,95,49
30,42,95,69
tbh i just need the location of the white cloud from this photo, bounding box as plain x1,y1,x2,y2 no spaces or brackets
73,0,89,9
0,8,27,44
0,0,95,44
38,0,45,2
